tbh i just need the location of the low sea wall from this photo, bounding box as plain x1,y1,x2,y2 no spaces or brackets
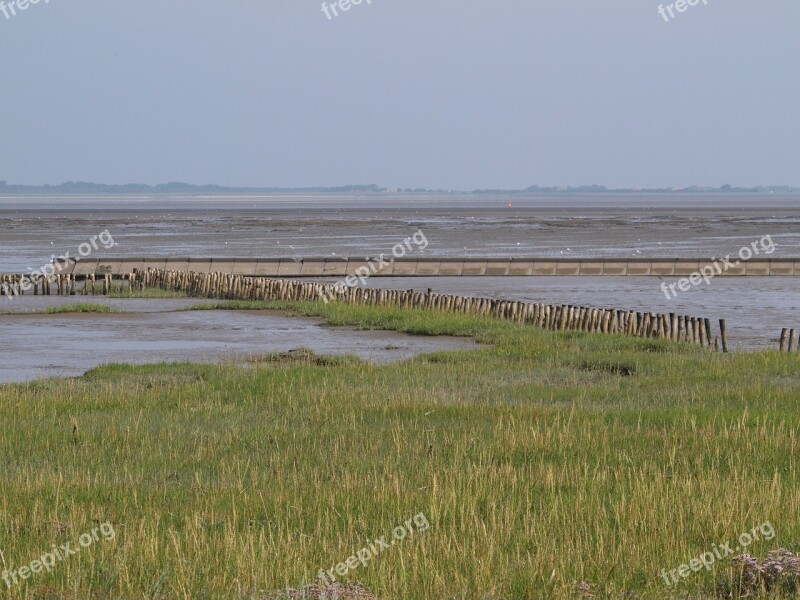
46,257,800,277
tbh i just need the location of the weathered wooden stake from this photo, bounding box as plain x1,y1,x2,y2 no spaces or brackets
719,319,729,353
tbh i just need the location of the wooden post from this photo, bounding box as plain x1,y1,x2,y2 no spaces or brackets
719,319,729,353
780,328,788,352
559,305,569,330
790,329,797,354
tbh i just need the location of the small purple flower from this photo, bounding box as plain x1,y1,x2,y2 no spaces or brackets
718,548,800,597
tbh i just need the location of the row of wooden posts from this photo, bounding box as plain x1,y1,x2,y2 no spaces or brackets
778,328,800,352
135,268,731,351
0,268,738,352
0,273,138,297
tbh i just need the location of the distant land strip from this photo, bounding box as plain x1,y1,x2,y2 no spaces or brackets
1,181,799,195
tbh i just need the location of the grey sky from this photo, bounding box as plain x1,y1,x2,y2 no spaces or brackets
1,0,798,190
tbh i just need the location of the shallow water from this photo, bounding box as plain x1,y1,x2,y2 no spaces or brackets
1,194,799,271
355,276,800,351
1,194,797,359
0,297,479,383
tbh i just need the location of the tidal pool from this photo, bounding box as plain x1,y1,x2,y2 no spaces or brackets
0,297,479,383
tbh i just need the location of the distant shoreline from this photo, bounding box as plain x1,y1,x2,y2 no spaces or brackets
1,181,798,196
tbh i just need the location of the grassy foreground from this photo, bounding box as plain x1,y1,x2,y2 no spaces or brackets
1,300,799,599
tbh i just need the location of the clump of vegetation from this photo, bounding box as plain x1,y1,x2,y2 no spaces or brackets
247,347,361,367
44,303,116,314
0,303,117,315
717,550,800,598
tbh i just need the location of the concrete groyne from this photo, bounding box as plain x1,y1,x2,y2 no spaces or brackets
51,257,800,277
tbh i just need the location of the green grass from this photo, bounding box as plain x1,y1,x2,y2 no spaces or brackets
107,287,188,299
0,303,117,315
1,301,799,598
191,299,501,339
42,303,117,314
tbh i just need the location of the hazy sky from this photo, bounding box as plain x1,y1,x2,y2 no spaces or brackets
1,1,798,190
